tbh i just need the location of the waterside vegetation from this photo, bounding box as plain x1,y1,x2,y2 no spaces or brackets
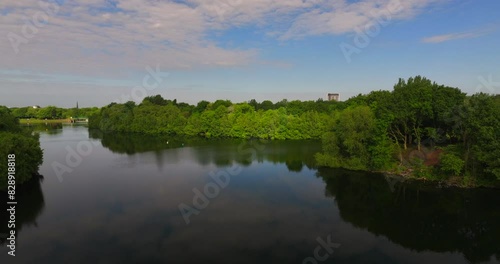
0,107,44,190
88,76,500,187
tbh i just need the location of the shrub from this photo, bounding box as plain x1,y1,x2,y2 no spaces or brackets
440,153,464,176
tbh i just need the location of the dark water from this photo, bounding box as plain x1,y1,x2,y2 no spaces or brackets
1,125,500,264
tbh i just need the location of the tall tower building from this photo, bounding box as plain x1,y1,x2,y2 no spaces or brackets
328,93,339,101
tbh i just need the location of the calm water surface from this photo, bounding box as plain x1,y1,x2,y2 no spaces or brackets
1,125,500,264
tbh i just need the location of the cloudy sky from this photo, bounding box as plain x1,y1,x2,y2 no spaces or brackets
0,0,499,107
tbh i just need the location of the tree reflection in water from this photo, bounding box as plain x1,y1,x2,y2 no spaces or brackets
0,176,45,245
317,168,500,263
89,130,321,172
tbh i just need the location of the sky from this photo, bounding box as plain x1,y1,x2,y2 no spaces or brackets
0,0,499,108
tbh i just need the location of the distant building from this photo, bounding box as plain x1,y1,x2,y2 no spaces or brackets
75,101,80,117
32,105,41,109
327,93,339,101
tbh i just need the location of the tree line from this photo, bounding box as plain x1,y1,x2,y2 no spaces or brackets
89,96,341,140
10,106,100,120
0,107,44,190
316,76,500,186
88,76,500,186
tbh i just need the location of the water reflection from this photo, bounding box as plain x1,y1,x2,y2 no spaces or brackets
89,130,321,172
2,126,499,264
317,168,500,263
21,123,63,135
0,176,45,245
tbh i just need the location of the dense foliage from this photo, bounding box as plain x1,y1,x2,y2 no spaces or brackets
317,76,500,186
89,97,340,140
10,105,100,120
0,106,44,190
88,76,500,186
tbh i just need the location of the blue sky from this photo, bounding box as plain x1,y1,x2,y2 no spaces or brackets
0,0,499,107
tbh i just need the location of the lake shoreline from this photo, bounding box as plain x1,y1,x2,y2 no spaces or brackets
32,124,500,190
20,118,72,124
317,165,500,189
381,170,500,189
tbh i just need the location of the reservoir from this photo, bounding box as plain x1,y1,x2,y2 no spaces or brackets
1,124,499,264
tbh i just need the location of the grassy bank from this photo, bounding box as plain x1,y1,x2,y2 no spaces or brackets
382,170,500,189
19,118,71,124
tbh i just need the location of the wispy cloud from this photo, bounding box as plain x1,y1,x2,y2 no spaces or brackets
0,0,447,77
280,0,447,40
0,70,135,86
422,27,495,43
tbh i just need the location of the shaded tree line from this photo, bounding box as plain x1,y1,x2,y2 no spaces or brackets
0,106,44,190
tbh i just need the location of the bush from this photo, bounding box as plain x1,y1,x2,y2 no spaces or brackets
0,106,43,190
0,132,44,190
411,157,433,179
440,153,464,176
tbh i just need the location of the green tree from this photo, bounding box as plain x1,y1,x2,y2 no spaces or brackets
36,106,62,119
440,153,464,176
259,100,274,111
461,94,500,180
211,100,232,110
0,107,43,190
193,100,210,113
0,106,20,132
316,106,376,170
11,107,29,118
143,95,168,106
391,76,434,150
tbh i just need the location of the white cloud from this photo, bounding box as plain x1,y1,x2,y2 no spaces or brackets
0,0,446,76
421,28,493,43
281,0,446,39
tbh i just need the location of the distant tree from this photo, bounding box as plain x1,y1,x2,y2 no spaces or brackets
248,99,259,110
36,106,62,119
143,95,167,106
25,107,39,118
177,102,193,114
286,100,305,115
211,100,232,110
0,107,20,132
124,101,136,109
274,99,288,109
259,100,274,111
193,100,210,113
11,107,29,118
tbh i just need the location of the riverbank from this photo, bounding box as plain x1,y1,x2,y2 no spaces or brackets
381,169,500,189
19,118,71,124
